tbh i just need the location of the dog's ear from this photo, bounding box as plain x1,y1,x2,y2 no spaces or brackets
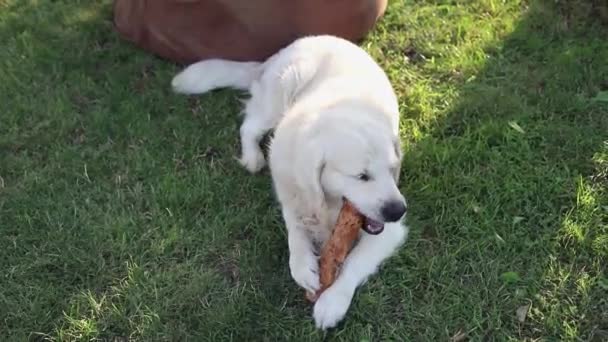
393,137,402,160
393,137,402,182
294,139,326,221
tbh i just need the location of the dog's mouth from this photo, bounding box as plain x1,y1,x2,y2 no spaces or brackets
343,198,385,235
363,217,385,235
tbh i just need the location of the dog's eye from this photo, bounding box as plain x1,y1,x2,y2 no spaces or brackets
357,173,371,182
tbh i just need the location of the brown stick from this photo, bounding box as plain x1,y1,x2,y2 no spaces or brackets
306,200,364,302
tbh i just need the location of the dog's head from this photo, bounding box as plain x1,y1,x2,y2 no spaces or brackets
293,107,407,235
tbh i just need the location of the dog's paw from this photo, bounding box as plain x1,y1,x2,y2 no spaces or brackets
313,285,353,330
237,149,266,173
289,253,320,294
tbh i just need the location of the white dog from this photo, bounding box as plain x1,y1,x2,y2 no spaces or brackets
172,35,409,329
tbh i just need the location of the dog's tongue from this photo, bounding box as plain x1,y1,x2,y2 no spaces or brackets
363,217,384,235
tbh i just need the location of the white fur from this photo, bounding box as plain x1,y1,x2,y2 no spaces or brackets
172,35,409,329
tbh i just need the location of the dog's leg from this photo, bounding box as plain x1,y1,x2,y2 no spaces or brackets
313,221,408,329
281,208,321,294
239,52,321,173
237,80,285,173
238,114,273,173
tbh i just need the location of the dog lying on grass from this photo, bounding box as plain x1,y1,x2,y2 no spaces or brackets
172,35,409,329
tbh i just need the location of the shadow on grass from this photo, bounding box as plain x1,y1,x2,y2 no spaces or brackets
0,0,607,341
374,0,608,340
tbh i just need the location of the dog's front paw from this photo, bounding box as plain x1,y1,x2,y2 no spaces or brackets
313,284,353,330
289,253,319,294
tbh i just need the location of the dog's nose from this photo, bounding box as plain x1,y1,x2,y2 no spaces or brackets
381,201,407,222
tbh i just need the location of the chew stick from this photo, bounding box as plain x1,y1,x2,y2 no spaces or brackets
306,200,364,302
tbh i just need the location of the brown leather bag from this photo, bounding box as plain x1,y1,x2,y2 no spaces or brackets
113,0,387,64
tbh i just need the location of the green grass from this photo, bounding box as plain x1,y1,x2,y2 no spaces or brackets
1,0,607,340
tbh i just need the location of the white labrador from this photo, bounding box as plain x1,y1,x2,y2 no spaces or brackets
172,35,409,329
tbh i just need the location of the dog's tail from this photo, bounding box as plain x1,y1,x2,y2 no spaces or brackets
171,59,263,95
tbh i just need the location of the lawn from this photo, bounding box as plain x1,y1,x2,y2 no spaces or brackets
1,0,607,340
